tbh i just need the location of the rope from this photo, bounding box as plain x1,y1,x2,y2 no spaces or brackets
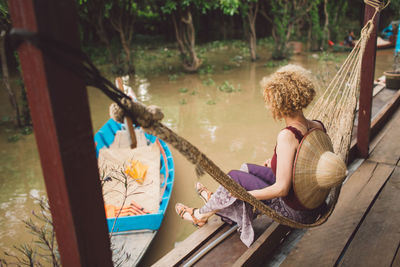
364,0,390,11
8,1,387,228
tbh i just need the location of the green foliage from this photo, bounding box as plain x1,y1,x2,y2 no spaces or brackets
7,134,20,143
21,126,33,135
263,59,288,68
179,98,187,105
161,0,218,15
230,55,244,63
223,64,232,70
179,87,189,93
327,0,348,42
270,1,291,59
168,73,180,81
198,63,215,75
0,0,10,27
388,0,400,18
309,0,323,50
219,0,240,16
218,80,240,93
1,115,10,124
202,77,215,86
317,52,346,62
206,99,216,105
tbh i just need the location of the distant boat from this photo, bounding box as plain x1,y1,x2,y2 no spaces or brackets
329,36,396,52
94,118,174,266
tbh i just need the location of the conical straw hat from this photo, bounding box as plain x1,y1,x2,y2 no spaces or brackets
292,128,347,209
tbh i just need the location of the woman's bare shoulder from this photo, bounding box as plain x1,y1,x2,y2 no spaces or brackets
277,128,299,146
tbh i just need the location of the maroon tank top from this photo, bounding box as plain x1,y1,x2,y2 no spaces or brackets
270,120,326,210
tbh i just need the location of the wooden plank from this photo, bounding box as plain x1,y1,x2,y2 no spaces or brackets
392,246,400,267
281,161,395,267
369,107,400,165
152,216,225,267
191,216,273,266
357,3,380,158
8,1,113,266
370,89,400,142
339,167,400,266
111,231,156,266
233,222,291,267
191,225,248,267
347,88,400,165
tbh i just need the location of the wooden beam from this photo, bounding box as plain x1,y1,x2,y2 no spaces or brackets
233,222,291,267
7,1,113,266
369,89,400,141
281,162,395,266
357,3,380,158
152,217,225,267
347,89,400,164
338,167,400,266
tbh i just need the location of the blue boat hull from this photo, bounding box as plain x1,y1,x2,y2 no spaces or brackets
94,118,174,232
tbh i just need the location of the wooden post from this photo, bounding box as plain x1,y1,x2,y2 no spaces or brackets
357,3,380,158
116,77,137,148
8,1,113,266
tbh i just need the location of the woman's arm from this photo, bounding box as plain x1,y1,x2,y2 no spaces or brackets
249,130,298,200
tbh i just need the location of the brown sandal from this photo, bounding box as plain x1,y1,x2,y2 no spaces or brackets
175,203,207,227
195,182,213,204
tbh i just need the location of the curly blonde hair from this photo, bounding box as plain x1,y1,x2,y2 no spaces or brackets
261,64,316,120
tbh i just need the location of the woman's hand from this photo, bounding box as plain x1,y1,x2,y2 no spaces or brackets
264,158,272,167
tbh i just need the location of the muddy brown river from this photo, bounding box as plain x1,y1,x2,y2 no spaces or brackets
0,48,393,265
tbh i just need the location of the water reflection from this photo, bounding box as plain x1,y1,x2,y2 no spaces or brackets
135,76,151,102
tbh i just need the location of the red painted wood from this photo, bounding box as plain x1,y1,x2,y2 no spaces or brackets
357,4,380,158
8,1,113,266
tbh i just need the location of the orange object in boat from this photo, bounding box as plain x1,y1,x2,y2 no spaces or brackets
124,160,148,184
105,204,116,218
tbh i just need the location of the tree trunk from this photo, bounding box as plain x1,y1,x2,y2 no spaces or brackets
323,0,330,50
118,29,134,74
109,1,136,76
0,31,21,127
172,9,201,72
247,2,259,61
94,15,118,66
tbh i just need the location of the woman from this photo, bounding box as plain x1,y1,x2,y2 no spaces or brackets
175,65,327,246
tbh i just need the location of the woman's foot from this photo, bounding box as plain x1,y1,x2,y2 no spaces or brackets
195,182,213,204
175,203,210,227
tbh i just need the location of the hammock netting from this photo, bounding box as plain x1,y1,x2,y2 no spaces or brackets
8,0,389,229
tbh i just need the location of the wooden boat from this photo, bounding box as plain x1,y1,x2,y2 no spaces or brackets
332,43,353,52
94,118,174,266
331,36,396,52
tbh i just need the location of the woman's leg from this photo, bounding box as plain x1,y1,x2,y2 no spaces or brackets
199,170,270,215
241,163,276,186
227,169,273,191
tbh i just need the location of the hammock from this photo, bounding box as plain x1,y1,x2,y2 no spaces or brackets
106,0,390,229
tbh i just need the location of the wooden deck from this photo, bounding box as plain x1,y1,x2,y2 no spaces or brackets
153,86,400,267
